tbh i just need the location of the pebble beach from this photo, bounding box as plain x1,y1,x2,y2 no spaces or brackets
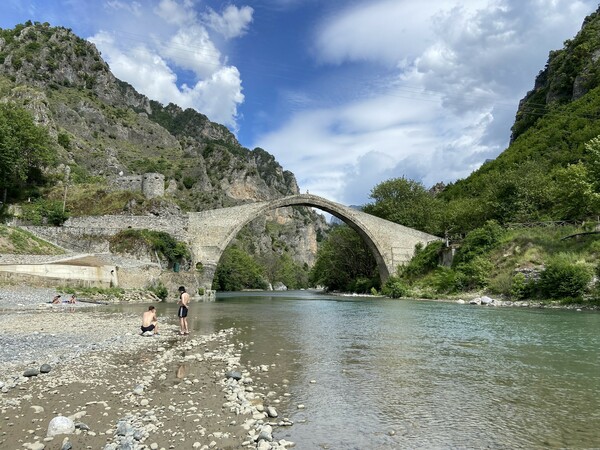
0,286,296,450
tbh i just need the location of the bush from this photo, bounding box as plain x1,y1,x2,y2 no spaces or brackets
455,256,494,290
382,276,409,298
352,276,377,294
21,199,69,225
510,272,528,299
453,220,505,266
433,267,467,294
401,240,444,279
148,282,168,300
539,254,593,299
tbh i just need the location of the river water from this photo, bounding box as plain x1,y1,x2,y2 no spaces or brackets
154,291,599,449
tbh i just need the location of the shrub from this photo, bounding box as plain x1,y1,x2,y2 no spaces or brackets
21,199,69,225
401,240,444,279
539,254,593,299
352,276,376,294
57,131,71,149
453,220,505,266
455,256,494,290
382,276,409,298
510,272,528,299
433,267,467,294
182,176,195,189
148,282,168,300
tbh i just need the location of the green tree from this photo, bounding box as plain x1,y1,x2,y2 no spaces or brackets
584,135,600,198
213,245,267,291
0,103,53,202
363,177,443,234
309,225,379,292
551,163,599,219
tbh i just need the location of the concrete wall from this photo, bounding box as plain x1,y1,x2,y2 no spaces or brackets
0,263,115,287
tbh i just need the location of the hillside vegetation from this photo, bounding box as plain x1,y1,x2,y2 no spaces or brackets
313,7,600,305
0,224,63,255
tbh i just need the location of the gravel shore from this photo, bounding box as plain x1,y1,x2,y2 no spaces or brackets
0,286,295,450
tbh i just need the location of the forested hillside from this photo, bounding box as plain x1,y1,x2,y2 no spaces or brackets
312,7,600,304
439,6,600,231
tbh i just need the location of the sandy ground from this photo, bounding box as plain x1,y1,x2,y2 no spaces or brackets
0,288,295,450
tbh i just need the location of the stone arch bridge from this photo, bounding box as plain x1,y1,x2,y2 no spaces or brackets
35,194,440,292
187,194,440,290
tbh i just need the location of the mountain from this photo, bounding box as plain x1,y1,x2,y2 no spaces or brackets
440,6,600,229
0,21,327,267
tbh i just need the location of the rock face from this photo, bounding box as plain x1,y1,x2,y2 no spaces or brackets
511,6,600,142
0,21,327,269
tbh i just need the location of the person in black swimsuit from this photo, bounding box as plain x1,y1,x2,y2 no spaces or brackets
177,286,190,335
141,305,159,335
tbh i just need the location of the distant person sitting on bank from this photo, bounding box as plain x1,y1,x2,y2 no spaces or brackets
68,294,76,304
141,305,159,335
52,294,61,304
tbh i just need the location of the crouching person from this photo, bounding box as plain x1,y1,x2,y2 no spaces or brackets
141,305,159,335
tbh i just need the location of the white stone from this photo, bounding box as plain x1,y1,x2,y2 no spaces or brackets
47,416,75,437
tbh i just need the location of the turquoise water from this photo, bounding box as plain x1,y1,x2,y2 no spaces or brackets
153,291,600,449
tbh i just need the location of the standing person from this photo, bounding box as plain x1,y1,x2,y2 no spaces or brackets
177,286,190,335
141,305,159,335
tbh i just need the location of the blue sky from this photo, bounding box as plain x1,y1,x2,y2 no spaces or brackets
0,0,598,206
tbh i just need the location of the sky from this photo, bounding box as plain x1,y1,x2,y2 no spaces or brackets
0,0,598,206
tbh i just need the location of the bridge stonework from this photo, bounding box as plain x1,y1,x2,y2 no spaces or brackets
187,194,441,291
45,194,440,294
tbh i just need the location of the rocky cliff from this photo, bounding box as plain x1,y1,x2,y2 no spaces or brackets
511,6,600,142
0,21,326,266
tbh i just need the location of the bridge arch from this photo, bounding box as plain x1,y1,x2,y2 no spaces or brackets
187,194,440,291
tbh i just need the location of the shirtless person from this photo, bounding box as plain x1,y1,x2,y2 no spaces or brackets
177,286,190,335
141,305,159,335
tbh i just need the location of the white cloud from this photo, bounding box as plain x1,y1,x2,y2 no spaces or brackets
257,0,598,205
88,0,247,129
204,5,254,39
154,0,195,26
161,26,222,78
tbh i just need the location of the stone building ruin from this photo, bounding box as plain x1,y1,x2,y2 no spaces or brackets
111,172,165,199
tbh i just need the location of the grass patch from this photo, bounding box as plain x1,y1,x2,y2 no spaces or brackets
0,225,64,255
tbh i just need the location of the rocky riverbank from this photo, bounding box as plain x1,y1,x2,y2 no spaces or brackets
0,286,296,449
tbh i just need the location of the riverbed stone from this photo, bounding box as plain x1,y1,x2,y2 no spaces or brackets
40,364,52,373
226,370,242,380
47,415,75,437
23,368,39,377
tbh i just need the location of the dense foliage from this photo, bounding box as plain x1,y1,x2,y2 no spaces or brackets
109,229,190,268
394,225,599,303
0,103,54,202
363,177,442,235
212,245,268,291
309,225,379,293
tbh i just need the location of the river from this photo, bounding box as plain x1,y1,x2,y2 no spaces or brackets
152,290,599,449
